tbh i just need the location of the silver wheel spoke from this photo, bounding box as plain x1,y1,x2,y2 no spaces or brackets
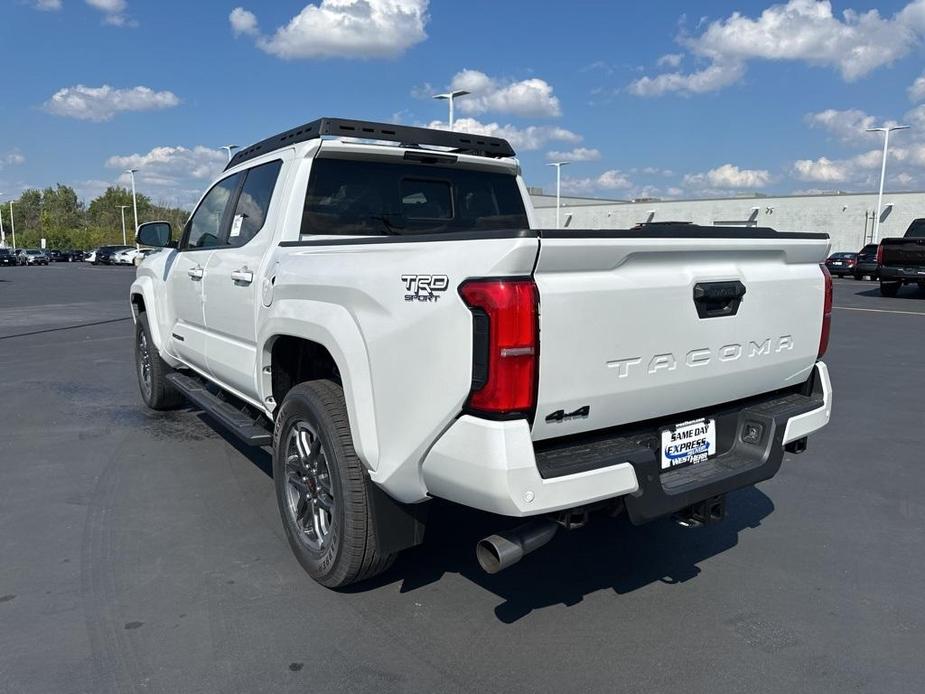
284,419,335,550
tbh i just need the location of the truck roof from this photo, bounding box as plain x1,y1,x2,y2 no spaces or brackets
225,117,516,171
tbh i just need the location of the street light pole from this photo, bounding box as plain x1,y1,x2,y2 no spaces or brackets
433,90,470,130
118,205,130,245
221,145,239,162
546,161,570,229
866,125,910,244
0,194,4,247
9,201,15,252
125,169,139,236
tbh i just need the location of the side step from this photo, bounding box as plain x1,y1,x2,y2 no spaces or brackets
166,372,272,446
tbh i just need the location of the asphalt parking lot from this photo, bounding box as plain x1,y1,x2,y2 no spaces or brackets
1,263,923,694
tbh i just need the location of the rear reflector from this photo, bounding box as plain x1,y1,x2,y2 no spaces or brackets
818,264,833,358
876,243,884,265
459,278,538,417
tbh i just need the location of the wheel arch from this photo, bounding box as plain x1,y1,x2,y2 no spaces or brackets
260,303,380,471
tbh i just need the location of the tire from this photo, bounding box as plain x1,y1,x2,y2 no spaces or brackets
880,281,901,298
134,312,183,410
273,380,395,589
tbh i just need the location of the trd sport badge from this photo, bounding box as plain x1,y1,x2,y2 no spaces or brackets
402,274,449,302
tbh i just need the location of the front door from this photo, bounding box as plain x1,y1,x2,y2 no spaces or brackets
164,172,242,371
203,159,285,397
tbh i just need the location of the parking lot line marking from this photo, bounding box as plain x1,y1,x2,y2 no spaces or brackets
834,306,925,316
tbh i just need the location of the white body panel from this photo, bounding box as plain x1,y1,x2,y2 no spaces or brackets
131,137,834,515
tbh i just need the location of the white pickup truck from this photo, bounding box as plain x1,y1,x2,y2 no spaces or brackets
131,118,833,588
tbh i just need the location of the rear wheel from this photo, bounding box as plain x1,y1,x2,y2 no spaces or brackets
880,281,901,297
273,380,395,589
134,313,183,410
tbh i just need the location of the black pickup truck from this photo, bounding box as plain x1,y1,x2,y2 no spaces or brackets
879,218,925,297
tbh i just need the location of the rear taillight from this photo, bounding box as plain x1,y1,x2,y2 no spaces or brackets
818,264,833,358
876,243,884,266
459,278,538,417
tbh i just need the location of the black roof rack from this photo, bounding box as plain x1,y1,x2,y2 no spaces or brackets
225,117,516,170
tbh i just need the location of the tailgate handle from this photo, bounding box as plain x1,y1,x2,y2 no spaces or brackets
693,281,746,319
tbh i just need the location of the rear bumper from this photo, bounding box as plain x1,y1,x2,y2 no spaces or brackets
879,266,925,281
421,362,831,519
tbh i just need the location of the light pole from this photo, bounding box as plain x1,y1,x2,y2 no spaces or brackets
8,201,15,252
118,205,130,245
125,168,139,236
866,125,910,243
433,90,470,130
0,194,4,247
546,161,570,229
221,145,239,162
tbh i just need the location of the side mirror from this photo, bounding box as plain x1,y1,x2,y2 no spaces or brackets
136,221,173,248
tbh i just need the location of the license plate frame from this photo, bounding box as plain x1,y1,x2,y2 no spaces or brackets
660,418,716,471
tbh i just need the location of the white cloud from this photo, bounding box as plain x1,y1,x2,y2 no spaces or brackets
426,117,580,151
792,157,852,183
656,53,683,68
1,151,26,168
629,60,746,96
561,170,633,195
685,164,771,188
104,145,226,206
229,7,259,37
106,145,226,183
43,85,180,121
85,0,133,26
630,0,925,96
909,73,925,102
449,69,561,118
31,0,62,10
546,147,601,162
804,108,900,143
233,0,429,59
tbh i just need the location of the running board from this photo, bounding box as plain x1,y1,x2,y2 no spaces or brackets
166,372,272,446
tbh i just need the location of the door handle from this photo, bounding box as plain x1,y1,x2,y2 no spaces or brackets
187,265,204,280
231,268,254,285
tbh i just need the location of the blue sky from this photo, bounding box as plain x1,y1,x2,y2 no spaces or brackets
3,0,925,207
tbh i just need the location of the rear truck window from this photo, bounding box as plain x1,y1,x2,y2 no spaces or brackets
300,158,528,236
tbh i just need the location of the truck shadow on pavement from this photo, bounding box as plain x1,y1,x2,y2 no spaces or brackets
208,416,774,624
378,489,774,623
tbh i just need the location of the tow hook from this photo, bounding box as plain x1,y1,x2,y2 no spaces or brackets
674,495,726,528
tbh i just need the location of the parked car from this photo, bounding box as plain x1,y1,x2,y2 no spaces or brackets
61,249,85,262
131,117,833,588
13,249,28,265
824,252,857,278
113,248,142,265
86,249,98,264
0,248,17,266
45,249,65,263
23,249,49,266
94,245,133,265
878,218,925,296
854,244,878,280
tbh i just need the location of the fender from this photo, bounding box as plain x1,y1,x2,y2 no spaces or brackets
259,298,380,472
129,275,173,362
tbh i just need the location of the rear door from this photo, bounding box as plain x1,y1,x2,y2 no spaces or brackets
203,157,287,397
164,172,242,368
531,228,831,441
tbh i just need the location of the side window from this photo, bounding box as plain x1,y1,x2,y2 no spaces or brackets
182,173,242,250
226,160,283,247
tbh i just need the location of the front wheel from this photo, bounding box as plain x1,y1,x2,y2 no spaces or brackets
880,281,901,297
134,313,183,410
273,380,395,589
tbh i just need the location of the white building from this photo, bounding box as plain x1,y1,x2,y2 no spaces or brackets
529,190,925,252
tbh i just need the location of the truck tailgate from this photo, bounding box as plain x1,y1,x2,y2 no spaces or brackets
531,229,830,441
880,237,925,267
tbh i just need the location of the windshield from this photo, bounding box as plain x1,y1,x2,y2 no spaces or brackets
301,157,528,236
